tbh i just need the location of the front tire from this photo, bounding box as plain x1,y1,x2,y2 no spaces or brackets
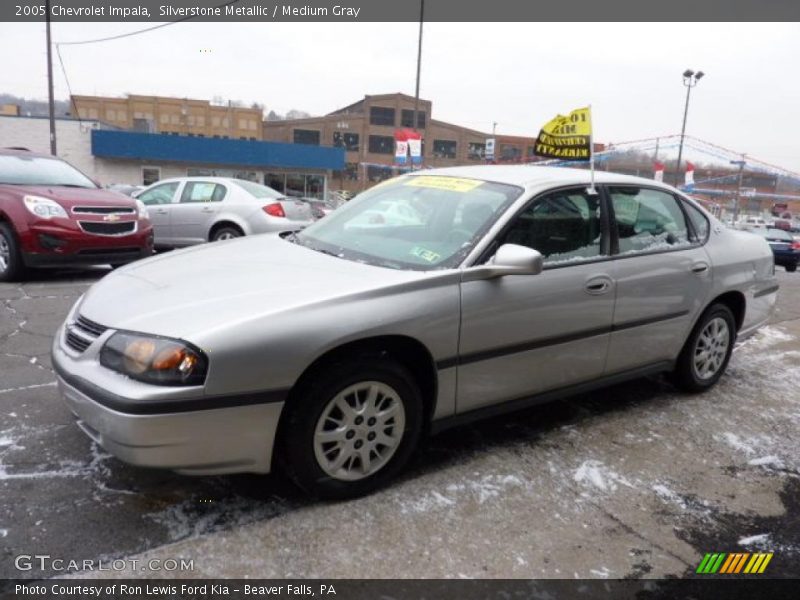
281,357,423,500
0,222,24,282
672,303,736,392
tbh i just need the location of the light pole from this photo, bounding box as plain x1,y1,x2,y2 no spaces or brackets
674,69,704,186
45,0,57,155
730,158,746,223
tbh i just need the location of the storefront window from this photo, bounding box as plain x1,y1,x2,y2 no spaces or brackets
265,173,285,193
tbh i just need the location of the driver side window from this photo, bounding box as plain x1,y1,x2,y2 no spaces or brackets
497,189,603,264
138,182,179,206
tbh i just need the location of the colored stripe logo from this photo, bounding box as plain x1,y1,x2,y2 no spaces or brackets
696,552,773,574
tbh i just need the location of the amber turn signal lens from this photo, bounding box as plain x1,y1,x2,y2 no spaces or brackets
152,346,186,370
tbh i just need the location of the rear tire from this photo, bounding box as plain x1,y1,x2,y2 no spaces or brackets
786,264,797,273
0,222,24,282
671,303,736,392
281,356,423,500
210,225,243,242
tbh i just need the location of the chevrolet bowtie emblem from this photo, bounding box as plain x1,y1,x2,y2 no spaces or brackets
103,214,121,222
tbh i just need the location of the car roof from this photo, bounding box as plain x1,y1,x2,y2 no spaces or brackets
0,147,63,160
151,176,246,185
406,164,678,190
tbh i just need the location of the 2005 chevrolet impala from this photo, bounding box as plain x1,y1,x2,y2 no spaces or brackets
52,166,778,498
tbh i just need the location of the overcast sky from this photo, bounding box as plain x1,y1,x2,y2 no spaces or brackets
2,22,799,171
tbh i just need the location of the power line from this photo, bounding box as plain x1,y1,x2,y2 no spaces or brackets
55,43,81,125
56,0,241,46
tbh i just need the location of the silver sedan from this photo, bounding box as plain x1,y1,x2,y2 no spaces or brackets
134,177,313,246
52,166,778,499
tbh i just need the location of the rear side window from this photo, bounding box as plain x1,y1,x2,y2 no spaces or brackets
610,187,690,254
683,201,710,242
180,182,227,203
499,189,604,264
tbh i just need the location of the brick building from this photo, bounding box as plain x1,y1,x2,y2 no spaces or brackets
70,95,263,140
263,93,539,193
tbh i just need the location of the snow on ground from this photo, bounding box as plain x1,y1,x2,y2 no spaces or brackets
573,460,635,493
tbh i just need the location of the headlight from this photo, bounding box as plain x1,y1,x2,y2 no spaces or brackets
23,195,68,219
135,199,149,220
100,332,208,386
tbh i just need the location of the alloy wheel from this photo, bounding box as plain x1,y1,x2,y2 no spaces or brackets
313,381,406,481
693,317,730,380
0,234,9,273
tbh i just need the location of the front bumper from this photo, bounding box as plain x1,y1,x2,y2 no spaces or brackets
20,220,154,267
52,326,284,475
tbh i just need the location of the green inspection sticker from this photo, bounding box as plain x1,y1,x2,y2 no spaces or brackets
410,246,441,263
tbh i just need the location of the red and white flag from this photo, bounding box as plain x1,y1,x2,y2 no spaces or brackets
685,161,695,186
653,161,665,182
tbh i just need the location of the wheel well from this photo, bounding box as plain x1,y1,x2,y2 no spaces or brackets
208,221,243,241
709,291,746,332
285,335,438,424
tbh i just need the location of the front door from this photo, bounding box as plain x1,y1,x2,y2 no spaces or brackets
457,187,616,413
136,181,180,245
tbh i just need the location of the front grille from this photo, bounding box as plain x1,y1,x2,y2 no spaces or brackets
64,313,108,354
78,221,137,236
65,330,92,353
73,206,135,215
75,315,107,337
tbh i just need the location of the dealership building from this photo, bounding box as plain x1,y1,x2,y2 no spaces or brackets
0,113,344,199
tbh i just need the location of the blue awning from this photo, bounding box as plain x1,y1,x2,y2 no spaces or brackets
91,130,344,170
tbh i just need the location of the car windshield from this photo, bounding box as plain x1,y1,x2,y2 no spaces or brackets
0,154,97,188
231,179,283,199
294,175,522,270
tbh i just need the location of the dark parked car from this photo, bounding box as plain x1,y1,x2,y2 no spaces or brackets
0,148,154,281
749,227,800,272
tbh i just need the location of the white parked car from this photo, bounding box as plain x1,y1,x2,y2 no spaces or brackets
134,177,313,247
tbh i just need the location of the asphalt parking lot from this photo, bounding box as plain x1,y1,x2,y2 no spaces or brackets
1,267,799,580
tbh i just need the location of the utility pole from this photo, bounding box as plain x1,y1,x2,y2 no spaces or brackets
413,0,424,131
731,156,746,223
45,0,57,155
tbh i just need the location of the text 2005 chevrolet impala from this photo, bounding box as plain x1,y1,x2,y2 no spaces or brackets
52,166,778,498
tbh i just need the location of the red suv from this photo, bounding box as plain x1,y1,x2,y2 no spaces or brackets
0,148,154,281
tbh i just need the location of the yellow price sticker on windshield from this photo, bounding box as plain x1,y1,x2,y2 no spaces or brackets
405,176,483,193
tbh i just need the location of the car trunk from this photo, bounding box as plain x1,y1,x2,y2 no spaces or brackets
278,197,313,221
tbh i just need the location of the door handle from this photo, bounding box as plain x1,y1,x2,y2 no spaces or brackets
585,276,613,295
691,262,709,273
155,209,168,215
201,207,215,213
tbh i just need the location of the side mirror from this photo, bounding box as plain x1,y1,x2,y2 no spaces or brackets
462,244,543,282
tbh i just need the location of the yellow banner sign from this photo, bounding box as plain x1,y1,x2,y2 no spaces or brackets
405,176,483,193
534,107,592,161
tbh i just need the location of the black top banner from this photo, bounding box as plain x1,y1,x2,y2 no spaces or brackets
2,0,799,22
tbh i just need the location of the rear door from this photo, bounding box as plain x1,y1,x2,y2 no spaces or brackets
136,181,181,245
457,186,616,412
604,186,713,374
171,181,228,245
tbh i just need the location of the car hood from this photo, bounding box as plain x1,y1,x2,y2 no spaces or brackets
78,234,434,340
5,184,136,208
